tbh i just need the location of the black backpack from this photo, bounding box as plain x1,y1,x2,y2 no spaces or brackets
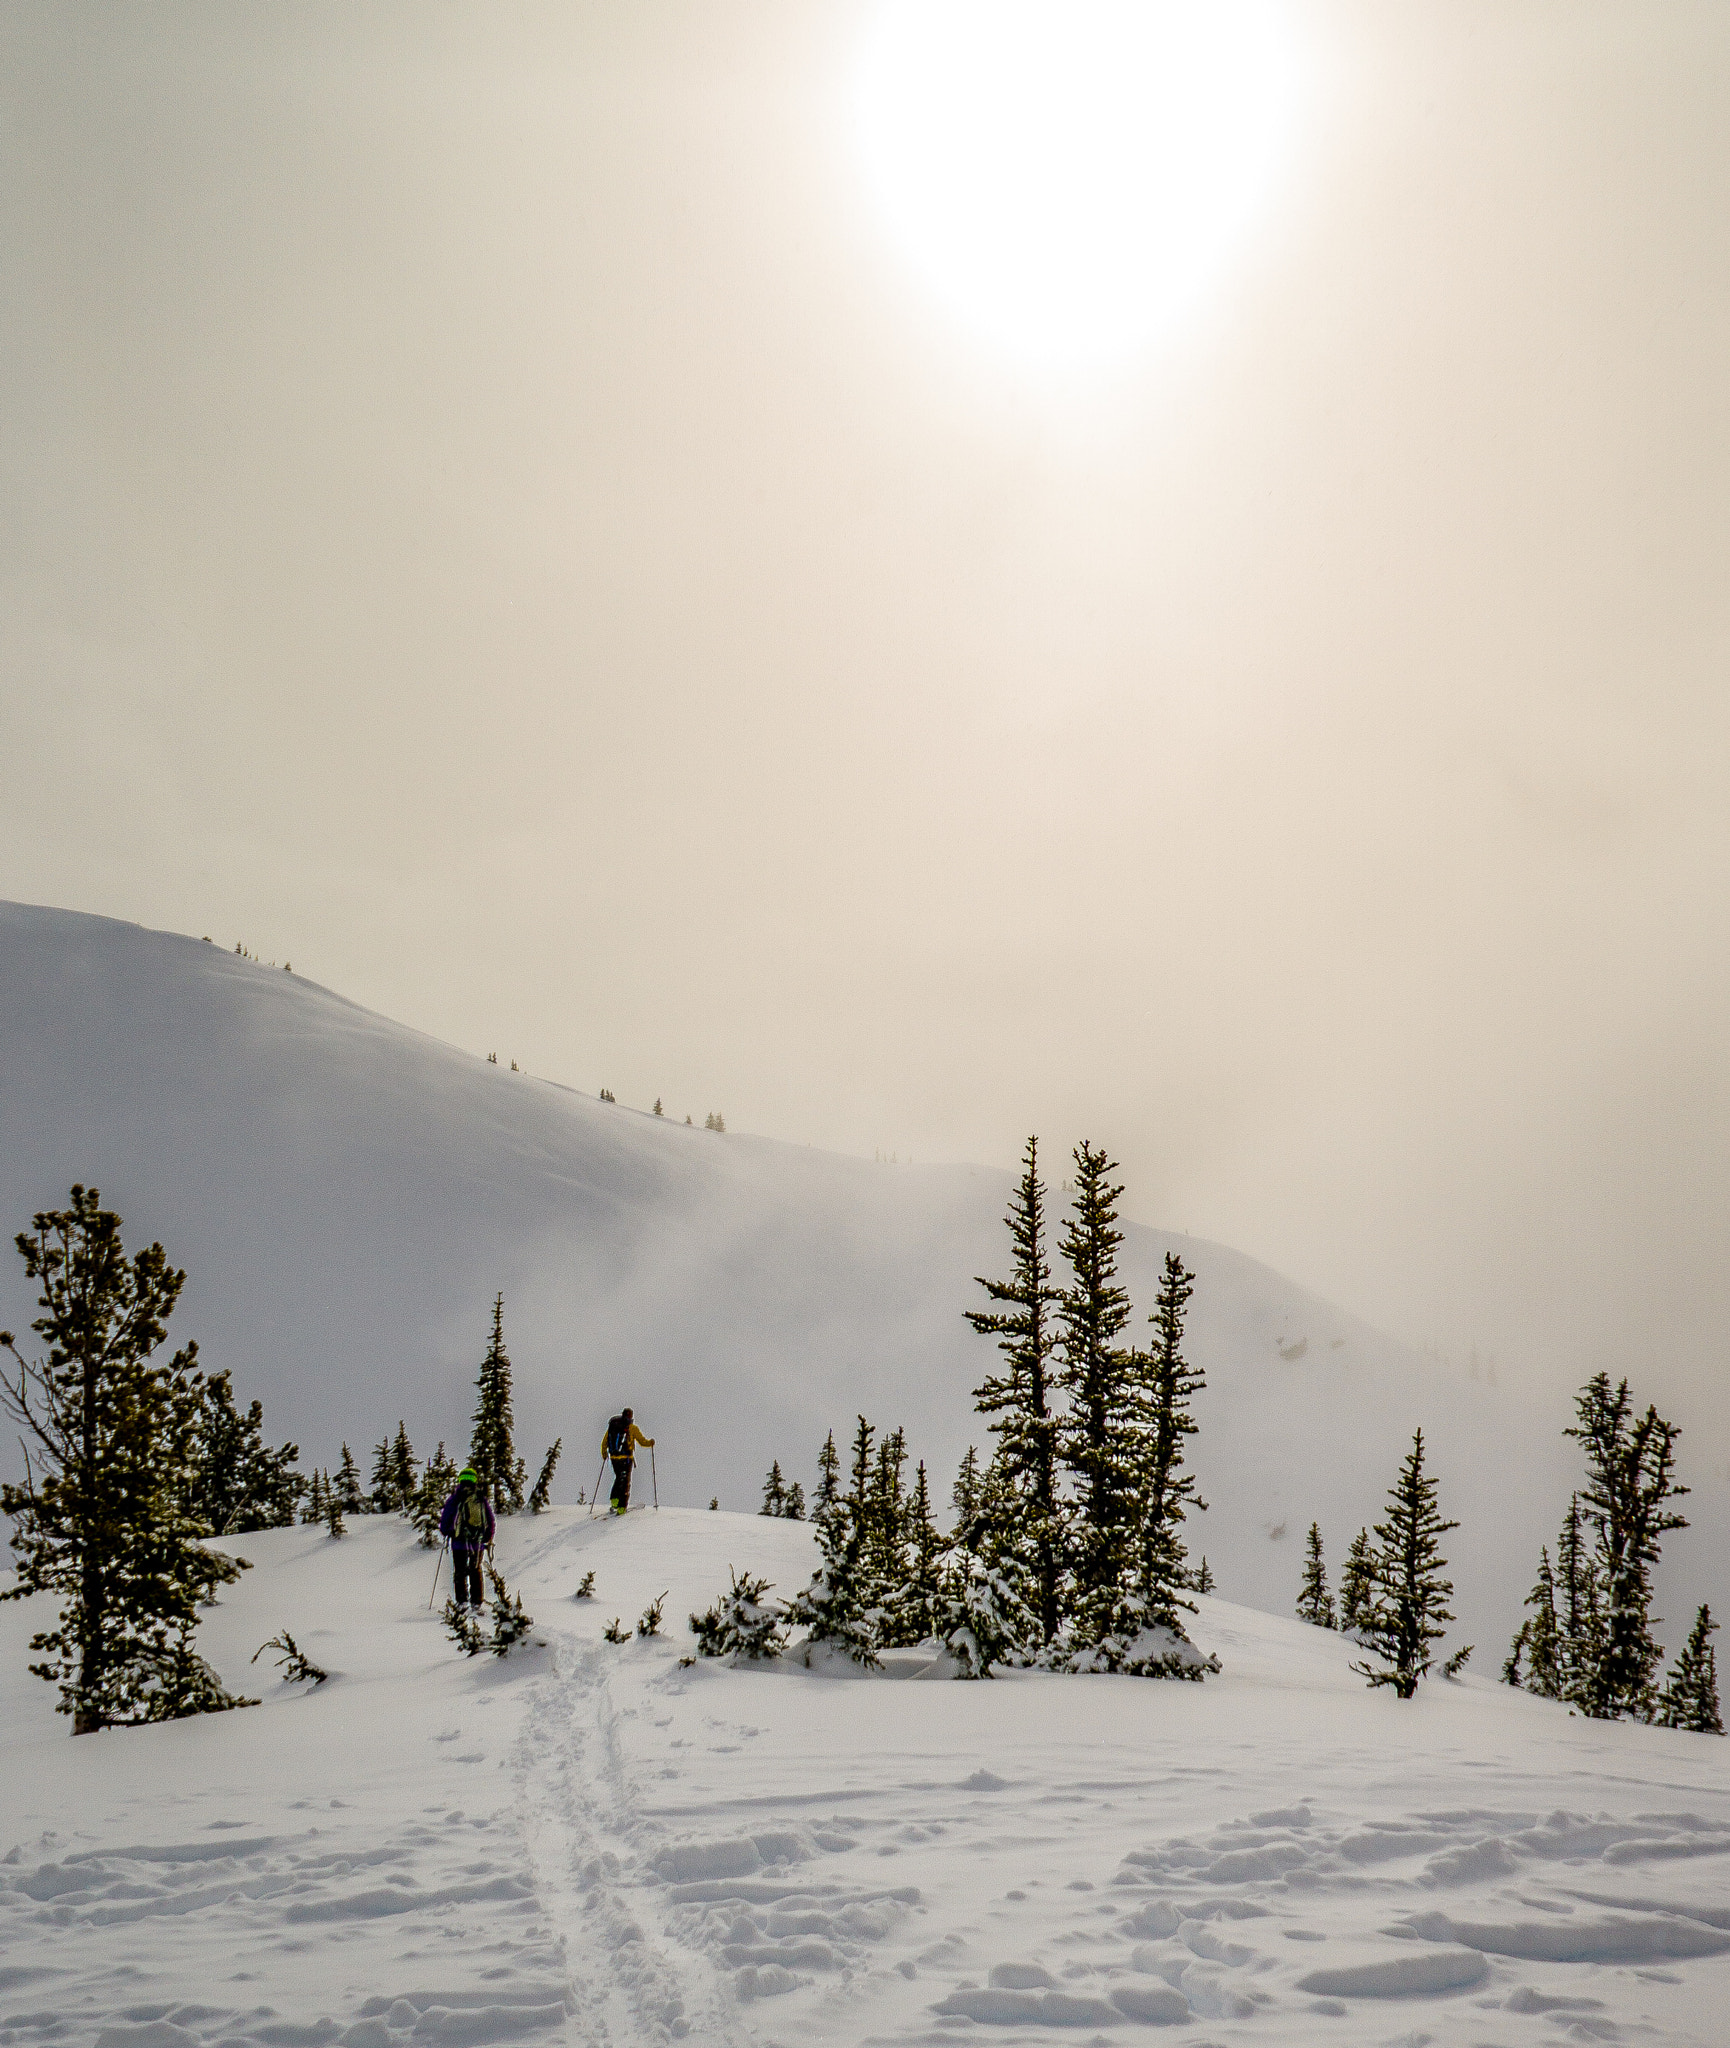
607,1415,631,1458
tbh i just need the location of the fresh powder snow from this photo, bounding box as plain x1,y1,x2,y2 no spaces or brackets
3,1508,1728,2045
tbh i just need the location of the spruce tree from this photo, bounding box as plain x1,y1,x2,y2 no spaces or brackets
1054,1142,1138,1650
814,1431,841,1514
1657,1605,1723,1735
0,1189,252,1733
325,1490,346,1539
784,1423,879,1667
413,1443,456,1547
183,1370,302,1534
469,1293,520,1511
783,1480,805,1521
761,1461,786,1516
1352,1429,1458,1700
390,1422,417,1509
1338,1527,1377,1633
1193,1556,1215,1595
1566,1374,1688,1721
333,1443,364,1516
967,1135,1064,1643
950,1445,982,1526
1511,1547,1564,1697
302,1467,328,1526
1297,1523,1335,1628
892,1459,944,1644
1555,1491,1602,1706
1128,1253,1208,1635
527,1439,561,1513
368,1436,395,1513
867,1427,909,1595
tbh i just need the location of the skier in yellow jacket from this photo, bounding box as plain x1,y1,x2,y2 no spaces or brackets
603,1408,654,1514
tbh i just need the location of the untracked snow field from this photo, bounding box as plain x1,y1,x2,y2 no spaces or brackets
4,1509,1730,2048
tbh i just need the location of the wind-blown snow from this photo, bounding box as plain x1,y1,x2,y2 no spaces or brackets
4,1508,1729,2046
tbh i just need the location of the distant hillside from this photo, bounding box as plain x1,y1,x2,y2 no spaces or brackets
0,900,1657,1646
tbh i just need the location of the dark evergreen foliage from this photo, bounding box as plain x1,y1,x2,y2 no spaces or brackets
1193,1556,1215,1595
390,1422,418,1511
967,1136,1065,1644
950,1445,982,1526
1566,1373,1688,1720
1338,1527,1377,1633
333,1443,364,1516
690,1570,788,1660
469,1293,522,1511
760,1461,786,1515
1657,1605,1723,1735
0,1188,252,1733
412,1443,456,1546
184,1370,302,1534
1352,1429,1458,1700
783,1480,805,1520
1297,1523,1335,1628
1505,1546,1563,1696
251,1631,328,1686
814,1431,841,1514
1054,1142,1137,1645
368,1436,395,1513
528,1439,562,1513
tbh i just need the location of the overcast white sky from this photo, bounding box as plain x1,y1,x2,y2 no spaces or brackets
4,2,1729,1436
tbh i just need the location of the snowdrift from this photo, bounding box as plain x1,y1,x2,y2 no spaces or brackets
0,900,1695,1649
2,1506,1728,2047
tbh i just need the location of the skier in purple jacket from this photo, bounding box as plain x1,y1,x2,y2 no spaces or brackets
439,1467,496,1607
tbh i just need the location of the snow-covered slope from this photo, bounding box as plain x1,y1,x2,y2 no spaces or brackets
3,1507,1729,2048
0,901,1705,1654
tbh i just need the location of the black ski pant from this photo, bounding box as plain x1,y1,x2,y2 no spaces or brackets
610,1457,634,1511
452,1544,484,1607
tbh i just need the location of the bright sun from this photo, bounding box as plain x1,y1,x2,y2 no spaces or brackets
853,0,1310,374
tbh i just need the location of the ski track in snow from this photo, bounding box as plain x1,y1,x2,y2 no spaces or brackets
6,1511,1730,2047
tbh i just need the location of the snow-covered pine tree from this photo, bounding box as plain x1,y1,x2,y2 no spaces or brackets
527,1439,561,1513
1352,1428,1458,1699
1338,1527,1377,1633
1566,1374,1688,1721
333,1444,364,1516
302,1467,328,1527
935,1548,1036,1679
324,1490,346,1539
1125,1251,1208,1640
484,1559,534,1655
1193,1557,1216,1595
469,1293,521,1511
1508,1546,1563,1696
814,1430,841,1514
1052,1142,1139,1659
760,1461,786,1516
413,1443,456,1546
888,1459,944,1645
1656,1605,1723,1734
368,1436,395,1513
783,1420,880,1667
784,1480,805,1520
390,1422,417,1512
1297,1523,1336,1628
690,1570,788,1661
867,1427,909,1597
967,1134,1065,1645
950,1445,982,1527
1554,1491,1601,1706
0,1188,252,1733
184,1369,303,1533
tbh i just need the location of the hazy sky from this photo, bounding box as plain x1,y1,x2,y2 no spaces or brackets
5,3,1730,1437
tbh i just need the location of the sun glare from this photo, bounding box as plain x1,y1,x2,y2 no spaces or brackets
853,0,1310,375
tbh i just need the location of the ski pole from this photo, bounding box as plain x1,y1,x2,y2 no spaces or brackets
651,1444,658,1510
587,1455,607,1520
427,1538,448,1609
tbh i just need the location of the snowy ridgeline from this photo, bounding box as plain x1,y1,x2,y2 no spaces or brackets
8,897,1720,1654
4,1508,1730,2048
